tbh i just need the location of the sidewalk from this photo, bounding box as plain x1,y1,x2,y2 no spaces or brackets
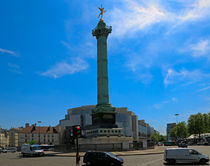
44,146,166,157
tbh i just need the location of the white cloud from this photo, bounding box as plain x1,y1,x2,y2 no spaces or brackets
109,0,170,38
164,68,210,86
8,69,22,74
190,40,210,57
0,48,17,56
41,58,89,78
198,86,210,92
8,63,22,74
172,97,178,102
41,40,96,78
153,104,161,109
179,0,210,22
109,0,210,38
8,63,20,69
152,97,178,109
61,41,71,50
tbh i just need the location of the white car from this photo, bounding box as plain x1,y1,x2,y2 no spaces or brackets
21,144,44,157
164,148,209,164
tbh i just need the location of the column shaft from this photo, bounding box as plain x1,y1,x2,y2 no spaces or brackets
97,36,109,105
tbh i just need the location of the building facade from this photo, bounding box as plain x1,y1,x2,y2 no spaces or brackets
0,129,9,148
167,123,176,141
18,123,59,146
138,120,147,138
9,128,21,147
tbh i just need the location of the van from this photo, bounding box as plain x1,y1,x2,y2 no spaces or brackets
164,148,209,164
21,144,44,157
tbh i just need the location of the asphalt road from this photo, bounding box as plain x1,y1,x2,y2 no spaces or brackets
0,146,209,166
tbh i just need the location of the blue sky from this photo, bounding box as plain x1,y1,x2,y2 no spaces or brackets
1,0,210,134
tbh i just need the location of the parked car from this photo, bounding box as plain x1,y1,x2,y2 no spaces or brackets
197,141,204,145
0,147,3,153
6,147,17,152
158,142,163,146
178,142,188,148
164,148,209,164
2,148,8,153
21,144,44,157
83,151,124,166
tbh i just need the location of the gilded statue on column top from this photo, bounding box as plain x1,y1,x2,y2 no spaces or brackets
98,4,106,21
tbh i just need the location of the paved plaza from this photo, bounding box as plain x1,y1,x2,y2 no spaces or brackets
0,146,209,166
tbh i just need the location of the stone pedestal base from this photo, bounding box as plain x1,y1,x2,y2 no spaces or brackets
78,136,133,151
92,104,117,128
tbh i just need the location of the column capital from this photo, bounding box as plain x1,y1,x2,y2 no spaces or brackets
92,20,112,38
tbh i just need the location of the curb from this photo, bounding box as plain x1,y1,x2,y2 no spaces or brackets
115,151,164,156
46,151,164,157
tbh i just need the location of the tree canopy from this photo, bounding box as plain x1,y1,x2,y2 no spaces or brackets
170,121,187,140
187,112,210,136
150,132,166,143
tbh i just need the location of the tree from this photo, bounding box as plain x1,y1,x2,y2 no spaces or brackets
187,113,206,140
170,122,188,140
150,133,166,143
203,113,210,133
159,135,167,142
150,133,159,143
27,140,35,145
188,114,196,135
170,126,177,140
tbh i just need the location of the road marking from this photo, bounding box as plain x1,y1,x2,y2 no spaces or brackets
138,158,163,166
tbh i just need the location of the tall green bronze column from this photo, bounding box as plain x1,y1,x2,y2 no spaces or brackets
92,20,111,106
92,20,117,128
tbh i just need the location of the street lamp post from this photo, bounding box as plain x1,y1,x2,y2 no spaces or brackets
37,121,41,144
175,114,179,124
174,114,179,142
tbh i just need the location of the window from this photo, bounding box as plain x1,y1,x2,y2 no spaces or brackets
189,149,199,155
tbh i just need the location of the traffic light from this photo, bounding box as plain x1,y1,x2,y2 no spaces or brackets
73,125,81,138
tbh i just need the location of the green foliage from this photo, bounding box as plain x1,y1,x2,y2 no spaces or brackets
203,113,210,133
150,132,166,143
187,112,210,135
159,135,167,142
170,122,188,140
170,126,177,139
27,140,35,145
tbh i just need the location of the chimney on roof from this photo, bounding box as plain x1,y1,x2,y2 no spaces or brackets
25,123,30,128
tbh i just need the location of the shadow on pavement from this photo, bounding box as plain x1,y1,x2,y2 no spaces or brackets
164,162,209,165
81,165,124,166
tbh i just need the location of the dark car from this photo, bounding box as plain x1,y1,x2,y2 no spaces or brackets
83,151,124,166
178,142,188,148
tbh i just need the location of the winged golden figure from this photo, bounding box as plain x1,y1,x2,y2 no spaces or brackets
98,4,106,21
